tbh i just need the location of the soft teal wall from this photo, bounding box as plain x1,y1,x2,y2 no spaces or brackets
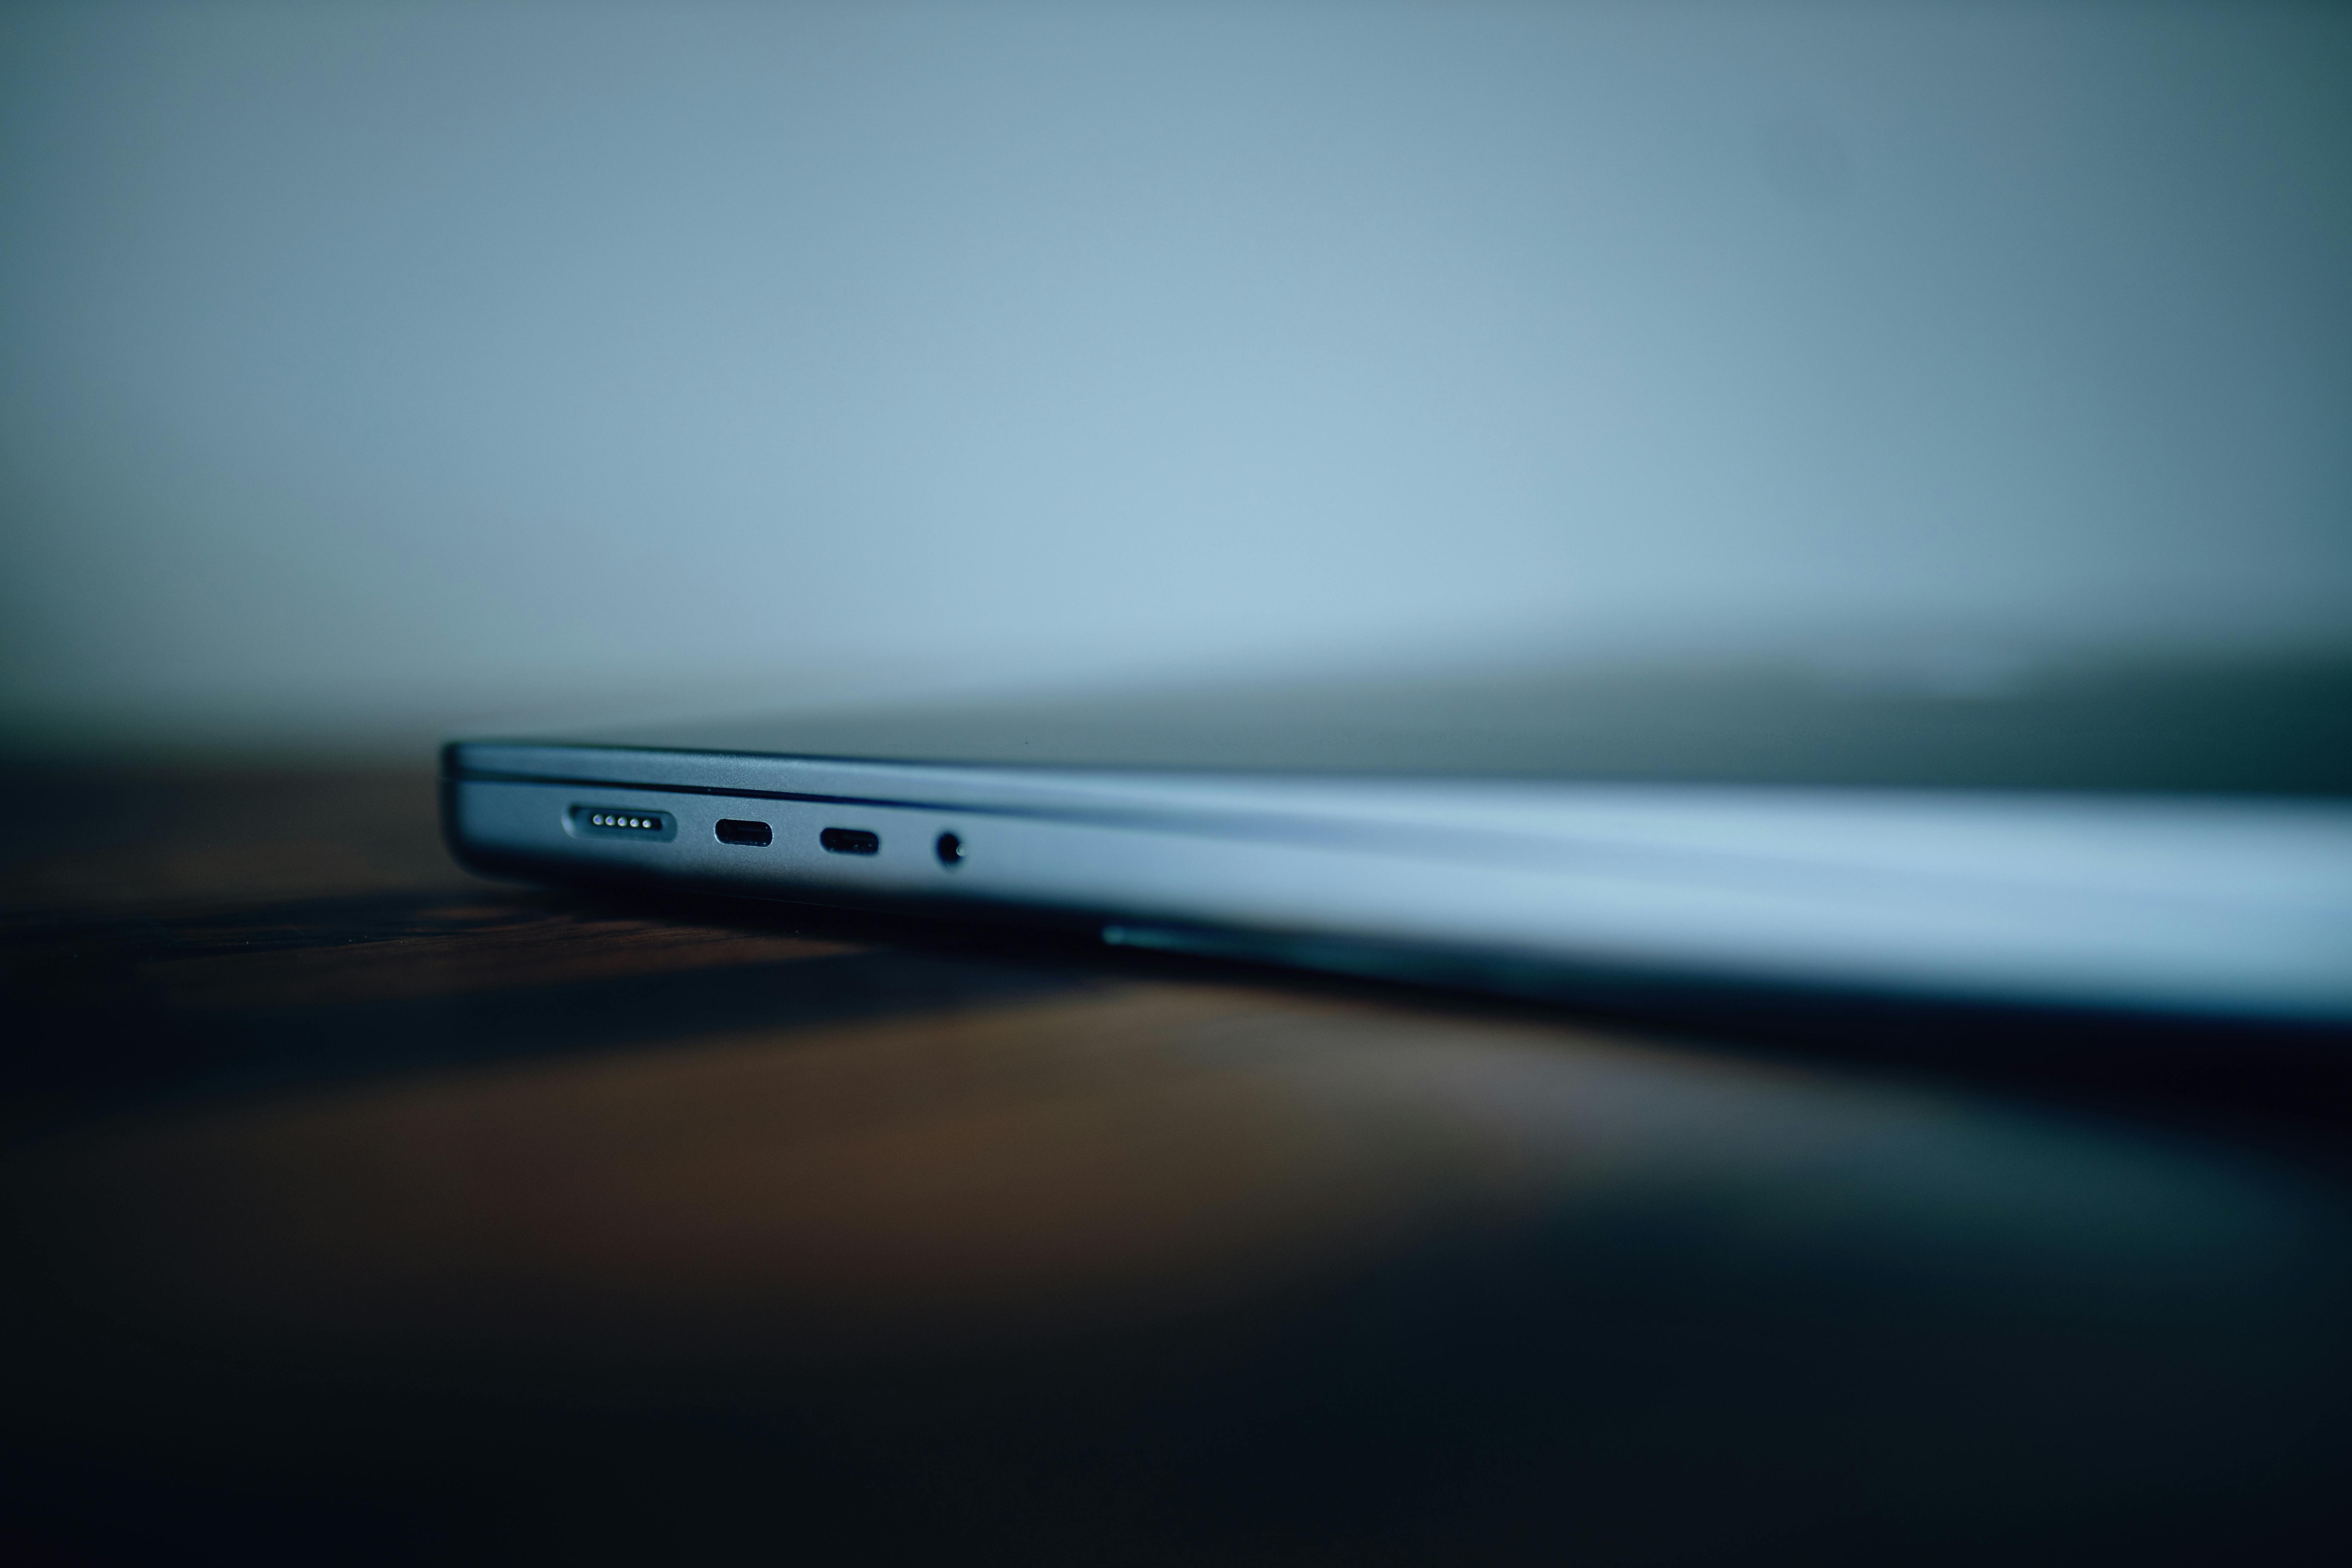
5,2,2348,747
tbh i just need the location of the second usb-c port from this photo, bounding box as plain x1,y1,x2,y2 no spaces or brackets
715,819,773,847
820,827,880,855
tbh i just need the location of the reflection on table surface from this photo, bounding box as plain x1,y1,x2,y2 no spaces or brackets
3,766,2349,1564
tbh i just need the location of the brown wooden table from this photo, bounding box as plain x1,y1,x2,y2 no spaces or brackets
4,764,2350,1564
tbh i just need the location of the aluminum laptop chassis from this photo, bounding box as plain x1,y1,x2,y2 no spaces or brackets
444,741,2352,1027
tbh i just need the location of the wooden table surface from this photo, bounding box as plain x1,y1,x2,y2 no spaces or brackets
4,764,2350,1565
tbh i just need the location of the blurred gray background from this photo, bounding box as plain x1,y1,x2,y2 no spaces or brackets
4,0,2349,753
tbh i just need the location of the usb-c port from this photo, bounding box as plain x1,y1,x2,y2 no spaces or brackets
820,827,880,855
715,819,773,846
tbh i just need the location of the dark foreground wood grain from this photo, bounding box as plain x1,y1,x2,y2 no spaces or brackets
3,765,2350,1565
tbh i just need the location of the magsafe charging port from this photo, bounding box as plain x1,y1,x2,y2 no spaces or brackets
571,806,676,841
